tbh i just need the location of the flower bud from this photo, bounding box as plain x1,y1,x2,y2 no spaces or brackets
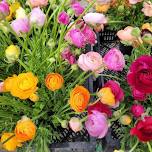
0,1,10,20
5,45,20,63
61,120,68,128
113,110,121,118
47,38,55,48
120,115,132,125
48,57,56,64
117,5,124,13
71,64,78,71
29,93,39,102
15,7,27,19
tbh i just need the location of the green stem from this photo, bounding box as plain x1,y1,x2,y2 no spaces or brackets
18,59,29,72
32,111,48,121
128,140,139,152
98,74,123,81
147,142,152,152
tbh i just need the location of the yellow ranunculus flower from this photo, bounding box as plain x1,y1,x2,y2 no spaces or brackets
15,7,27,19
15,116,36,142
5,45,20,63
142,23,152,32
1,133,22,152
98,87,115,106
120,115,132,125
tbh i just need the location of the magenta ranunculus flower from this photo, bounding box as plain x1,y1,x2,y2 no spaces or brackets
58,11,70,25
130,104,144,118
129,0,143,4
85,110,108,138
71,2,84,17
77,51,104,73
27,0,48,8
30,7,46,27
142,1,152,17
81,25,96,45
104,80,124,103
11,18,30,36
103,48,125,71
132,88,147,101
65,29,86,48
61,47,76,64
0,0,9,20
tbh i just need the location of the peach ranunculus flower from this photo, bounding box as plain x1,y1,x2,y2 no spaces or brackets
142,1,152,17
4,72,38,99
128,0,143,5
97,87,115,106
1,133,22,151
45,73,64,91
27,0,48,8
15,116,36,142
69,86,90,112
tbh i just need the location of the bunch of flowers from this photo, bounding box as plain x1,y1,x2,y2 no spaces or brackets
0,0,151,152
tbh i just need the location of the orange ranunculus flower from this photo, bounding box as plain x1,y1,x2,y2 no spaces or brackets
9,72,38,99
95,4,110,13
1,133,22,151
69,86,90,112
45,73,64,91
98,87,115,106
15,116,36,142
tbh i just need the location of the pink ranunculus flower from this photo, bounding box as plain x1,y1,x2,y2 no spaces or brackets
58,11,70,25
0,82,4,92
85,110,108,138
117,26,136,42
27,0,48,8
83,13,107,25
77,51,104,73
30,7,46,27
142,1,152,17
71,2,84,17
131,104,144,118
0,0,9,20
81,25,97,45
69,117,83,133
11,18,30,36
103,48,125,71
65,29,86,48
132,88,147,101
61,47,76,64
129,0,143,4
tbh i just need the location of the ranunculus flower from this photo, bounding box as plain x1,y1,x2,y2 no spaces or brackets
45,73,64,91
4,72,38,99
96,0,111,4
117,26,136,42
81,25,96,45
128,0,142,4
132,88,147,101
27,0,48,8
61,47,76,64
120,115,132,125
130,116,152,142
142,1,152,17
11,18,30,36
65,29,86,48
1,133,22,151
95,3,110,13
15,116,36,142
58,11,69,25
30,7,46,27
104,80,124,103
127,55,152,94
83,13,107,25
103,48,125,71
71,2,84,16
88,101,112,117
15,7,27,19
77,51,104,73
130,104,144,118
69,86,90,112
5,45,20,63
29,93,39,102
85,110,108,138
0,0,9,20
69,117,83,132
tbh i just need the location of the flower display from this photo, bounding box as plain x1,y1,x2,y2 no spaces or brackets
78,51,104,73
103,48,125,71
58,11,70,25
45,73,64,91
130,116,152,142
69,117,83,132
0,0,9,20
69,86,90,112
85,110,108,138
29,7,46,27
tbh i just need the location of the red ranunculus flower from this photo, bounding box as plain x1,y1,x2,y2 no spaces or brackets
132,88,147,101
127,55,152,94
130,116,152,142
104,80,124,102
88,101,112,118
